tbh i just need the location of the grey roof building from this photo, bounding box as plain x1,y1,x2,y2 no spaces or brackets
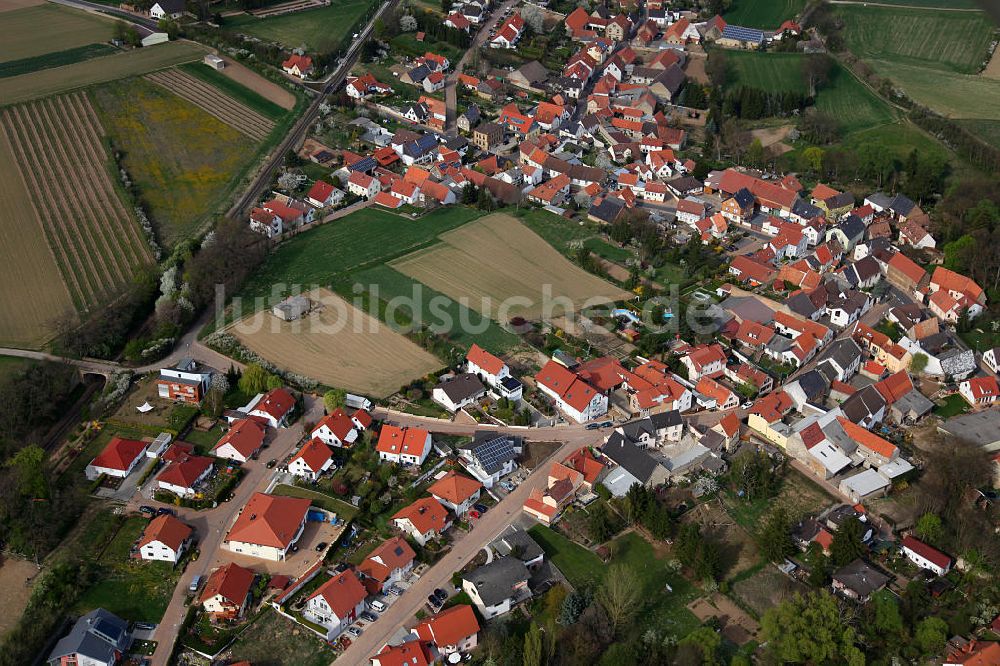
462,556,530,617
938,409,1000,451
601,432,669,495
47,609,131,666
832,559,889,602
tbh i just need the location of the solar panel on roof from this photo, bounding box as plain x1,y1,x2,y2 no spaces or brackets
723,25,764,42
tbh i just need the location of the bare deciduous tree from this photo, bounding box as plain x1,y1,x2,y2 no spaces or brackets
597,564,642,635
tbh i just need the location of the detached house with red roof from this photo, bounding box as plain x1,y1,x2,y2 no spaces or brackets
303,570,368,639
347,171,381,199
466,344,522,401
86,436,148,481
372,641,433,666
288,437,335,481
901,535,951,576
358,536,416,595
928,266,986,322
414,604,480,657
377,425,433,465
157,450,213,498
680,344,727,381
959,375,999,407
306,180,344,209
523,460,585,525
136,514,193,564
311,407,365,448
490,13,525,48
535,359,609,423
428,470,482,516
282,54,313,78
201,562,255,621
213,418,266,463
392,496,453,546
248,387,295,428
224,492,310,561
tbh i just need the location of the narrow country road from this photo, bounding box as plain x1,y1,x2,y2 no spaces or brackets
827,0,983,10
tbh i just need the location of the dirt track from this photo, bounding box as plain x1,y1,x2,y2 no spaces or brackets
219,56,296,110
0,558,38,637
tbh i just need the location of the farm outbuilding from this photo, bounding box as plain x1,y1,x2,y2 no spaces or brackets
204,54,225,70
272,295,312,321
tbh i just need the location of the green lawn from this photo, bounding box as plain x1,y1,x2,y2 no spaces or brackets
182,424,225,454
724,0,806,29
239,206,483,307
514,208,599,257
836,5,994,74
223,0,377,54
346,265,522,353
0,355,33,382
863,0,979,5
934,393,971,418
725,52,895,134
271,483,359,520
722,467,836,530
584,238,632,263
873,59,1000,121
75,516,182,622
390,33,463,63
528,526,702,638
178,62,286,122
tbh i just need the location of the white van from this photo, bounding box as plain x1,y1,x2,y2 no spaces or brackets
370,599,387,612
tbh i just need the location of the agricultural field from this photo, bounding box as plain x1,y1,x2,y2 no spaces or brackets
872,60,1000,120
229,288,442,397
956,119,1000,149
238,206,482,306
390,213,631,320
836,5,995,74
0,40,209,105
146,69,276,141
0,92,154,339
724,0,805,29
1,4,113,62
179,61,294,114
866,0,978,6
223,0,377,53
92,77,258,248
347,265,522,353
726,52,895,135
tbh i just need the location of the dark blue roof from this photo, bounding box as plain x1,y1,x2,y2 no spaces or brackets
722,24,764,44
348,156,377,173
792,198,822,219
732,187,754,208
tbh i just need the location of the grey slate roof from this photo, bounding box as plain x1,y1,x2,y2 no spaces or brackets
791,198,822,219
464,556,529,606
821,338,863,373
48,609,130,665
435,373,486,404
588,196,626,223
462,432,521,474
602,432,664,483
649,409,682,429
833,559,889,598
841,384,886,424
731,187,754,209
837,214,866,242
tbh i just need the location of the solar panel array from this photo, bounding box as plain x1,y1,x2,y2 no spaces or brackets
722,24,764,43
471,434,517,474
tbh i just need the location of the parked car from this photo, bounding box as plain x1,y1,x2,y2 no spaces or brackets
388,586,403,596
188,576,203,593
469,510,481,520
499,480,515,492
585,422,601,430
427,594,442,608
315,542,328,552
433,588,448,601
361,611,378,622
339,636,352,648
133,622,156,631
741,401,753,409
157,508,176,517
266,459,278,468
473,503,488,514
138,505,156,516
370,599,387,612
347,627,362,637
599,421,613,428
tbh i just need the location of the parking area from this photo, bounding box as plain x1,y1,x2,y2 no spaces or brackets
223,520,345,576
343,571,428,640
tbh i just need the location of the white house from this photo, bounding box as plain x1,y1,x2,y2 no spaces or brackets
414,605,481,657
150,0,185,20
358,536,416,594
535,360,608,423
311,408,360,448
223,493,310,561
901,535,951,576
392,497,453,546
462,557,530,619
466,343,522,401
136,514,193,564
156,454,213,498
288,438,335,481
432,373,487,412
85,436,148,481
303,571,368,640
247,388,295,428
306,180,345,209
376,425,432,465
959,376,999,407
457,433,520,489
428,470,483,516
212,418,266,463
156,358,213,403
347,171,381,199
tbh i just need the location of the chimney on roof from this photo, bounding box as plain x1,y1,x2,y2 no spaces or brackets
249,514,257,520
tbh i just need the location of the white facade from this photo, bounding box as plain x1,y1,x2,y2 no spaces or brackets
139,538,187,564
288,455,334,481
536,381,608,423
303,594,366,640
902,543,951,576
311,423,358,448
224,521,305,561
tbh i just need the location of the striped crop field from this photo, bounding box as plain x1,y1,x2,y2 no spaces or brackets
146,69,276,142
0,93,154,319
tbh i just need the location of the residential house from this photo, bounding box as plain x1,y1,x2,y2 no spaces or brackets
747,390,795,448
85,436,148,481
491,13,525,48
156,358,212,403
884,252,928,296
717,24,765,49
839,468,892,502
428,470,483,516
680,343,727,381
959,376,999,407
311,407,363,448
928,267,986,321
457,432,521,488
348,171,381,199
282,54,313,78
213,418,266,463
372,641,433,666
901,535,951,576
392,496,452,546
433,373,487,412
46,609,131,666
831,559,889,603
729,255,776,286
136,514,193,564
287,438,335,481
150,0,185,19
200,563,255,620
535,360,609,423
695,376,739,410
600,431,670,495
462,557,530,618
466,343,522,401
223,493,310,561
983,347,1000,374
376,425,432,465
721,188,754,225
306,180,344,209
304,571,367,639
473,121,504,151
156,450,213,498
414,604,481,657
248,388,296,428
358,536,416,595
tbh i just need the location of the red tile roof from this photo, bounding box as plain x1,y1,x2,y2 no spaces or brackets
254,388,295,421
358,536,416,585
562,447,604,485
466,343,505,376
837,417,898,459
200,562,254,607
137,514,192,552
392,496,450,536
428,470,482,505
214,418,265,458
157,454,212,489
91,436,147,472
376,425,430,457
314,408,357,442
901,535,951,570
227,493,310,548
373,640,432,666
964,376,999,401
289,437,333,473
414,604,480,647
750,390,793,423
309,570,367,620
